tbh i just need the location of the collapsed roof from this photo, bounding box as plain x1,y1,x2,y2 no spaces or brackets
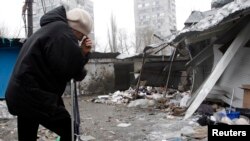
146,0,250,119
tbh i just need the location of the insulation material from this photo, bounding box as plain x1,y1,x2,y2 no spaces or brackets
208,47,250,107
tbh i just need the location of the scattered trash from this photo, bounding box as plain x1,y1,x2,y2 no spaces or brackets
172,107,186,116
226,111,240,120
180,126,195,136
184,126,207,139
127,99,155,108
234,116,250,125
91,86,193,118
220,116,233,125
166,115,175,119
117,123,131,127
179,91,191,107
80,135,96,141
97,95,109,100
196,104,215,116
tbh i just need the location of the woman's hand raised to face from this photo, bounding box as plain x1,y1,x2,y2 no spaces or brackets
81,37,92,55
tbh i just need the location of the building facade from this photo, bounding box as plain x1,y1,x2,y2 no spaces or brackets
33,0,95,45
134,0,176,53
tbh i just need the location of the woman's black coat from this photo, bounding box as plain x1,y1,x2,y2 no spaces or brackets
5,6,89,119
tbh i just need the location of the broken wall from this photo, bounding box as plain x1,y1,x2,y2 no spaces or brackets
64,54,189,95
80,59,115,94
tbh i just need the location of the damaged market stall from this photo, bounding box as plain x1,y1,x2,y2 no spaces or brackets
119,53,189,90
145,0,250,119
141,37,191,92
184,0,250,119
79,51,189,95
0,38,23,99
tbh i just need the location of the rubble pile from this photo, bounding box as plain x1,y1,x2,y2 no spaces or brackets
91,86,250,126
91,86,191,116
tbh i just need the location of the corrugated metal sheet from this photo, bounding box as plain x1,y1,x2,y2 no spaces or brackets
0,47,20,99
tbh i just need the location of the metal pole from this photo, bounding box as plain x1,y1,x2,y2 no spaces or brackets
135,53,146,99
71,79,75,141
163,47,176,97
27,0,33,37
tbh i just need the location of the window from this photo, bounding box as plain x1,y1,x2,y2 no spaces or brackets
145,3,149,7
138,4,142,8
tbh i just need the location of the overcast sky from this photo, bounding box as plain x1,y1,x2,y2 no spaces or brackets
0,0,212,50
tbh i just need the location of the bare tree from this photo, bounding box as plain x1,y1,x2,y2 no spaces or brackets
36,0,58,14
0,24,9,37
107,13,118,52
127,33,136,53
11,28,22,38
117,29,131,54
135,26,154,53
107,14,136,54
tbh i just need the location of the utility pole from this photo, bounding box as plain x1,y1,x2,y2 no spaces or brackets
27,0,33,37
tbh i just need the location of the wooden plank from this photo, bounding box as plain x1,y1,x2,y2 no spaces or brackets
241,84,250,90
184,22,250,120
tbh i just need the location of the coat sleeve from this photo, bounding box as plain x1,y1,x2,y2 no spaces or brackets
44,34,89,81
73,52,91,81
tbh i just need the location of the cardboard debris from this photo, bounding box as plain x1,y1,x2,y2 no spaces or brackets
241,84,250,108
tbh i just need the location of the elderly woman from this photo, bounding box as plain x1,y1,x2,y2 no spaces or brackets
5,5,93,141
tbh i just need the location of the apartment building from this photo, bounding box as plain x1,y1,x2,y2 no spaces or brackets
134,0,176,53
33,0,95,44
